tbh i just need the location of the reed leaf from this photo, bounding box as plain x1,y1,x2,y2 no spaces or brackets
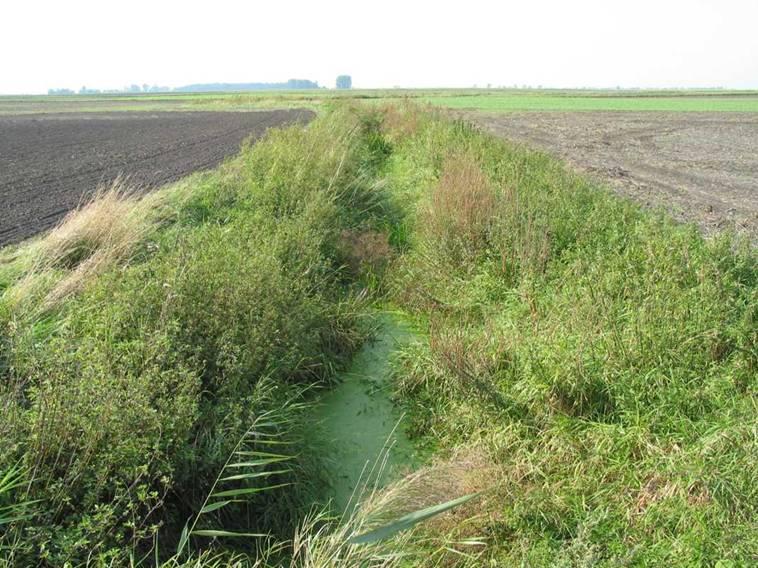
198,501,234,514
349,493,479,545
212,483,291,498
190,529,267,538
219,469,290,482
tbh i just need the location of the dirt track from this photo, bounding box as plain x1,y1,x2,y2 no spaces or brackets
0,110,313,246
466,111,758,241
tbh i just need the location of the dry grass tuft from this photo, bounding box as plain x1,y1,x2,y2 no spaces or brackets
387,447,498,517
338,229,392,276
376,446,501,566
291,445,499,567
39,180,143,269
422,153,496,261
632,475,711,518
291,512,406,568
379,102,427,143
8,180,155,308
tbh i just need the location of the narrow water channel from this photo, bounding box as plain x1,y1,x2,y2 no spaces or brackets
312,312,421,512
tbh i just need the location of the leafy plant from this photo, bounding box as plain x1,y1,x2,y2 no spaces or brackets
177,400,300,556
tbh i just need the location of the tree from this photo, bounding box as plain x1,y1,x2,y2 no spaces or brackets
286,79,319,89
336,75,352,89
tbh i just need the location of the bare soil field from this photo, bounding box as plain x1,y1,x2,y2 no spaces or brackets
466,111,758,241
0,110,313,246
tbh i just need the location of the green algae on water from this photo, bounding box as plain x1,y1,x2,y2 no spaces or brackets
311,312,421,512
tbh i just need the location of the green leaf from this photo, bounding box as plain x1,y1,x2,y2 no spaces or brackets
176,522,189,556
0,513,34,526
227,458,290,468
219,469,289,482
212,483,290,498
199,500,233,514
235,450,290,458
0,463,38,526
190,529,267,538
349,493,479,545
255,439,294,445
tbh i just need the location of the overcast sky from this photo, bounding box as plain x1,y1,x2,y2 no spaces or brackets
2,0,757,94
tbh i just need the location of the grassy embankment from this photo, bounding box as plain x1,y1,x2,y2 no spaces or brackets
0,106,408,566
0,102,755,566
381,105,756,565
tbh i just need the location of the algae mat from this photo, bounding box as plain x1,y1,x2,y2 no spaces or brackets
313,313,421,511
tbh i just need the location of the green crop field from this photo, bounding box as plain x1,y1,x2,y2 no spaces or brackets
424,92,758,112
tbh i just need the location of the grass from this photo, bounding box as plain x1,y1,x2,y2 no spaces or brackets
4,180,160,311
0,101,755,566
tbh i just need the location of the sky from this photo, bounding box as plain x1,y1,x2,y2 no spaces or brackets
2,0,757,94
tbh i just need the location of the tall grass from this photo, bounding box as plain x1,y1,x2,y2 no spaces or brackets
3,180,169,313
0,462,37,563
420,152,496,264
289,441,489,567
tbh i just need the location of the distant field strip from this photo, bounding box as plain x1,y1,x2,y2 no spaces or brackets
5,90,758,115
425,94,758,112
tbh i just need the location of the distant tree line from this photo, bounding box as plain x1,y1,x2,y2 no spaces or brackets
48,85,171,95
48,78,327,95
174,79,321,93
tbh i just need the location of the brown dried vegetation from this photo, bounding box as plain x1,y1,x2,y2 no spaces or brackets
421,152,497,262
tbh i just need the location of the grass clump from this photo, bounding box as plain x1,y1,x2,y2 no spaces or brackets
38,181,145,270
4,181,151,310
421,152,497,264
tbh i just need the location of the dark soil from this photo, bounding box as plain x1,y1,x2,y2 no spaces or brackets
465,111,758,241
0,110,313,246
